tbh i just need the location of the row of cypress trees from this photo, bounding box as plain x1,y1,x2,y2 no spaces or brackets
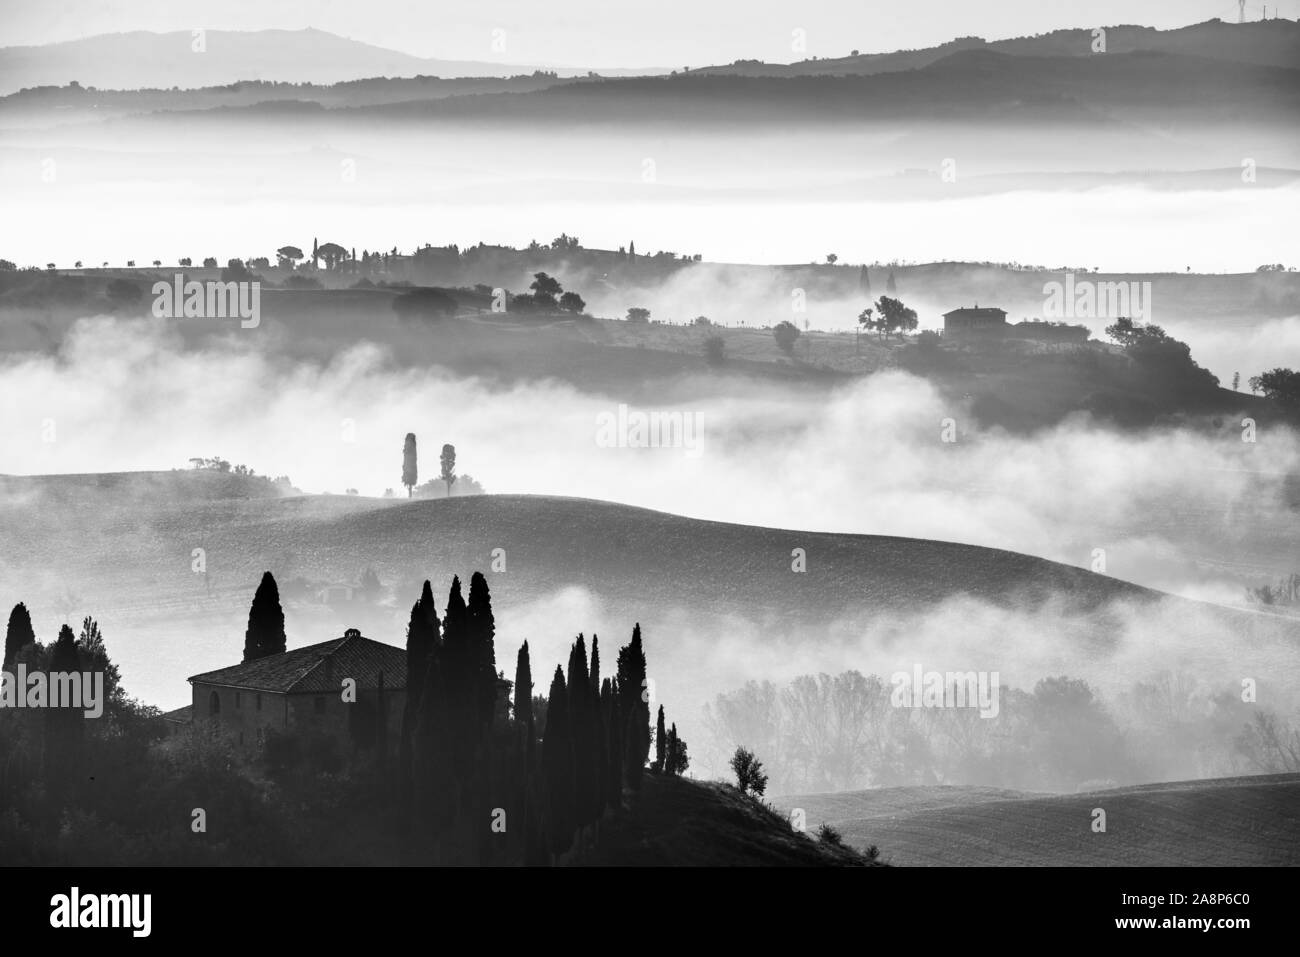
397,575,687,864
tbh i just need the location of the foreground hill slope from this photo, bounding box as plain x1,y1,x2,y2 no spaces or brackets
578,772,877,866
777,773,1300,866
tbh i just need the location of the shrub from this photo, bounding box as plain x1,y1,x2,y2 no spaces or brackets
773,321,800,356
817,823,843,846
729,746,769,796
392,287,458,320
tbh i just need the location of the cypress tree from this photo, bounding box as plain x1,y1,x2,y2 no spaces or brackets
654,704,667,773
402,433,418,497
400,581,440,809
242,571,285,662
440,575,473,776
542,665,573,856
567,635,596,826
589,634,600,692
466,571,497,729
514,641,533,732
616,623,650,788
666,723,689,776
4,602,35,667
412,626,449,850
601,678,622,808
45,624,85,793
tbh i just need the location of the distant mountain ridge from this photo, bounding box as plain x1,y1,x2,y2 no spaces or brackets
0,27,668,95
693,18,1300,76
2,19,1295,97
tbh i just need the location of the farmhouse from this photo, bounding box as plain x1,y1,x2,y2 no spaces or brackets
943,305,1008,337
186,628,406,755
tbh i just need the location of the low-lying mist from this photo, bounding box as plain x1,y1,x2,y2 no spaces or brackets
3,314,1297,600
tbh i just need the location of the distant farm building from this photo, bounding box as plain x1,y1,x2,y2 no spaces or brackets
943,305,1008,337
943,305,1089,344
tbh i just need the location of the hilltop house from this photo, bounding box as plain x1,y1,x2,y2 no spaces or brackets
943,305,1008,337
185,629,406,755
174,627,516,756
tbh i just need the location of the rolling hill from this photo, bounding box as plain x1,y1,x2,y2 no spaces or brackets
1,473,1296,716
776,773,1300,865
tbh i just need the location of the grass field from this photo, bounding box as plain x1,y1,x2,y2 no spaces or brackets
776,773,1300,865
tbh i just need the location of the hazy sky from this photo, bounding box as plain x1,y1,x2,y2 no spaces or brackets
1,0,1291,68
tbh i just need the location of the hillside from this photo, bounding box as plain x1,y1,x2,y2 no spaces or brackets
577,772,877,866
155,51,1298,129
777,773,1300,865
1,475,1296,713
695,19,1300,76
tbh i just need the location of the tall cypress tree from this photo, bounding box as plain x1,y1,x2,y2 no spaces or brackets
616,623,650,788
466,571,497,729
601,677,622,808
242,571,285,662
412,623,449,847
654,704,667,773
542,665,573,856
567,636,593,826
402,433,418,497
589,634,601,692
45,624,85,794
440,575,473,775
4,602,35,667
514,641,533,732
400,581,440,809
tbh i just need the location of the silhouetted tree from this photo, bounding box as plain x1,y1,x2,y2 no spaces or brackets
402,433,418,497
466,572,497,730
875,295,918,340
567,636,599,826
514,642,534,730
601,678,623,807
45,624,85,794
1252,368,1300,411
773,320,801,356
529,272,562,307
665,723,689,776
654,704,667,772
542,666,574,856
730,746,769,795
242,572,286,662
440,444,457,497
616,623,650,788
400,581,440,812
4,602,35,667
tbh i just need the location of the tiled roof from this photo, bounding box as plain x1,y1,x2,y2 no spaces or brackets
162,704,192,723
943,306,1007,317
188,633,407,693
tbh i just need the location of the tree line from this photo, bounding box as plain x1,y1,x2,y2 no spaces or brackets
395,573,688,864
